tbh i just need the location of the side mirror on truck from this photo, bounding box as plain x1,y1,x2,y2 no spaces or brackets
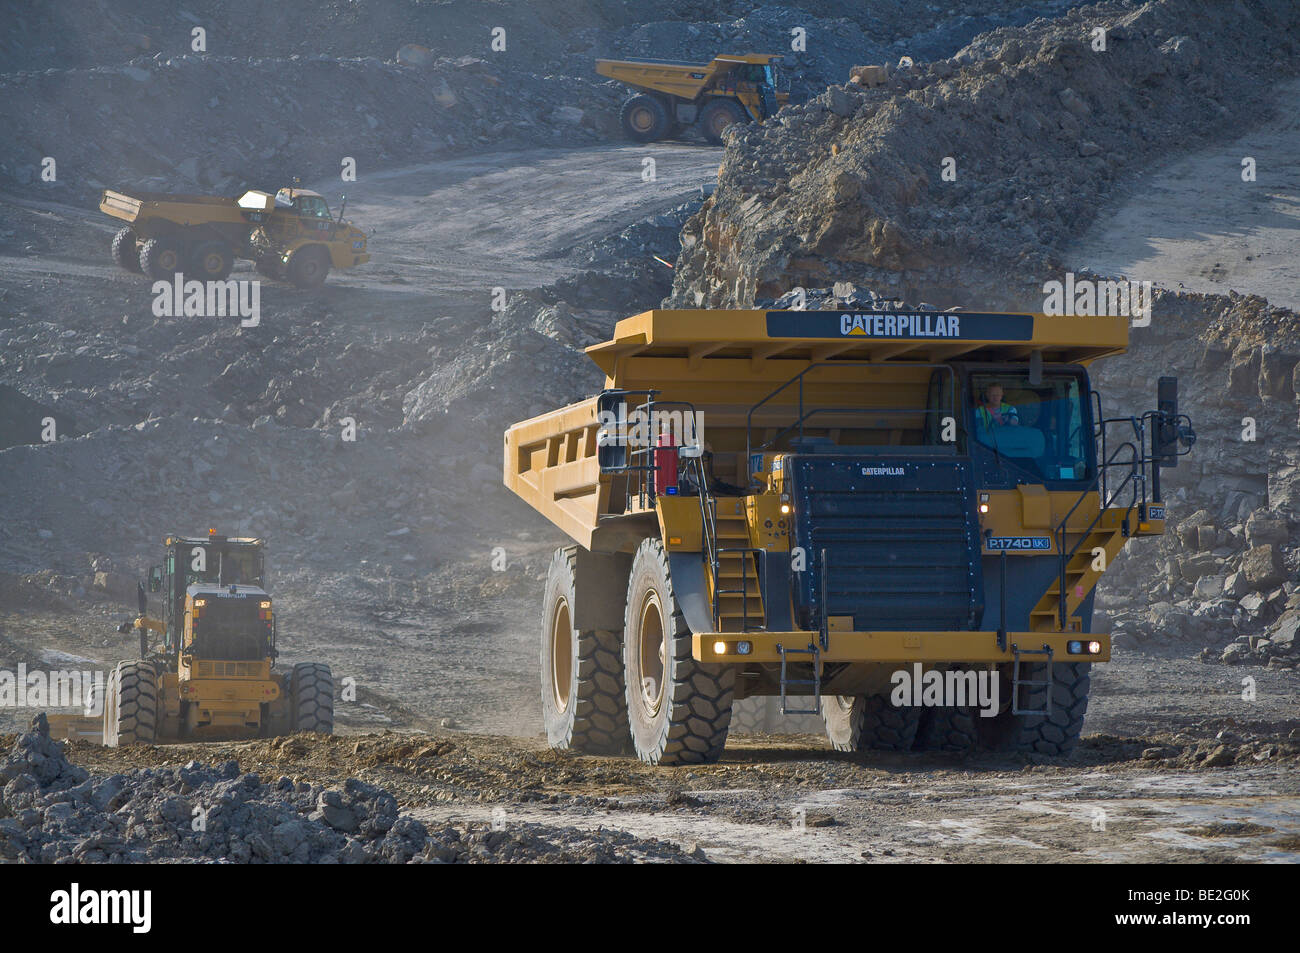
1154,376,1180,468
596,390,628,472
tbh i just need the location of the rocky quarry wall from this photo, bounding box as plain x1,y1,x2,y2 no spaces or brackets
667,0,1300,309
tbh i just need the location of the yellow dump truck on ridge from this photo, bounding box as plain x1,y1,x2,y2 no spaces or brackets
596,53,789,144
505,308,1195,764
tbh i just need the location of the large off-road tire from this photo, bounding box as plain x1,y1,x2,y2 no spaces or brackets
699,98,748,145
111,227,142,273
620,94,671,143
729,696,777,735
287,246,330,288
623,538,733,764
103,661,158,747
291,662,334,733
822,692,922,752
915,664,979,752
190,241,234,281
980,661,1091,757
138,237,183,280
540,546,630,754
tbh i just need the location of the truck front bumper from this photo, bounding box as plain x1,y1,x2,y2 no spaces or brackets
692,630,1110,664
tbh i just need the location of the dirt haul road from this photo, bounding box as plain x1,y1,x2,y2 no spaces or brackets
43,660,1300,863
315,143,721,296
1066,77,1300,312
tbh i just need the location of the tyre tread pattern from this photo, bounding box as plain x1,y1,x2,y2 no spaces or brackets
625,538,733,765
111,228,141,273
546,546,630,754
292,662,334,734
1013,661,1091,756
110,661,158,746
858,693,922,751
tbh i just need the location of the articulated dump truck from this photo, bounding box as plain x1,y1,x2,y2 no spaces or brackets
504,309,1194,764
100,186,369,288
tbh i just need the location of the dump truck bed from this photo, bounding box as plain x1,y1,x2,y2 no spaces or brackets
596,54,778,100
100,188,274,228
504,308,1130,552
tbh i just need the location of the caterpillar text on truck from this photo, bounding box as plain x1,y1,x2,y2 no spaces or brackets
504,308,1195,764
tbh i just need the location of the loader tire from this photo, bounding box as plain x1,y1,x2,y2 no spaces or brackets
287,247,330,288
981,662,1091,757
139,237,183,280
699,98,747,145
111,227,141,273
103,661,158,747
291,662,334,733
190,241,234,281
623,538,733,764
822,692,922,752
915,664,978,752
540,546,630,754
620,94,671,143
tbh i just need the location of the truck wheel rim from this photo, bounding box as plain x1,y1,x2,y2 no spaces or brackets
631,107,654,132
550,597,572,712
202,252,224,273
638,591,666,715
105,673,118,734
710,112,732,137
159,249,178,270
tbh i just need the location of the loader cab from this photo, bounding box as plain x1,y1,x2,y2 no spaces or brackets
159,535,266,654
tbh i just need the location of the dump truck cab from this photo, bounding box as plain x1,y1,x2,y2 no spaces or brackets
505,308,1194,764
256,187,369,276
596,53,789,145
102,531,334,746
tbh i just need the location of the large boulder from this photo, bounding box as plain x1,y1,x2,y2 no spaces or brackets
1244,513,1289,548
1269,611,1300,654
1242,544,1285,590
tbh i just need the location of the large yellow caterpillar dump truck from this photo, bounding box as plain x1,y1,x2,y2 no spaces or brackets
505,308,1194,764
100,185,369,287
99,531,333,745
596,54,789,144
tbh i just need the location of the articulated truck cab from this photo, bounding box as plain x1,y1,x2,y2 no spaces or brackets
504,309,1193,764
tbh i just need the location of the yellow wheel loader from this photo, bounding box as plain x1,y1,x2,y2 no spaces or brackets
100,183,369,288
596,54,789,145
103,531,333,746
505,308,1195,764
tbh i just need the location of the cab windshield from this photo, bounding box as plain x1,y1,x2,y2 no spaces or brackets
183,546,263,587
295,196,332,219
970,371,1092,481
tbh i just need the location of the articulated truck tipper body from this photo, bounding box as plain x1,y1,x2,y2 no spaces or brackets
504,309,1194,764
